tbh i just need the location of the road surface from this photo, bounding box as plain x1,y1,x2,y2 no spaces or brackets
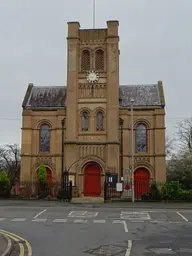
0,201,192,255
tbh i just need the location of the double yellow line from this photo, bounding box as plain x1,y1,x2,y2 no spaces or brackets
0,229,32,256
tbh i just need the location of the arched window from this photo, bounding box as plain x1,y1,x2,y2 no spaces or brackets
81,50,90,71
96,111,104,130
95,49,104,71
39,124,51,152
82,111,89,131
136,123,147,152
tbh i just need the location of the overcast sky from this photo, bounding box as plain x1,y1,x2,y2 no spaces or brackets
0,0,191,145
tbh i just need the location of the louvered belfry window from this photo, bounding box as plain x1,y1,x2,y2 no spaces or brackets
81,50,90,71
95,49,104,71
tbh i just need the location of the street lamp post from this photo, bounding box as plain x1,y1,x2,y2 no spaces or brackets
130,98,135,203
61,119,65,187
119,118,124,182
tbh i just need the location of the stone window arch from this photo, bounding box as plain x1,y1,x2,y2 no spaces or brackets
95,49,104,71
39,124,51,152
136,123,147,153
81,111,89,131
96,111,104,131
81,50,90,71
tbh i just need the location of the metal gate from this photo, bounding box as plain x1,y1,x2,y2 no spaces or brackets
58,171,72,201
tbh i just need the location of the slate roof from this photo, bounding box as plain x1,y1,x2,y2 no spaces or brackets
119,84,164,107
23,85,66,109
23,82,165,109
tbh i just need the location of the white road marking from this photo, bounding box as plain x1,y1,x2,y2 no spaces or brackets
68,211,86,217
32,219,47,222
12,218,26,222
93,220,106,224
68,211,98,218
113,220,128,232
130,221,144,223
120,211,151,220
74,219,88,223
125,240,132,256
123,221,129,232
176,212,188,222
53,219,67,223
0,218,6,221
34,209,47,219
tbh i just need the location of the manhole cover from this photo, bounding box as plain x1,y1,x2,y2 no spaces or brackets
85,244,127,255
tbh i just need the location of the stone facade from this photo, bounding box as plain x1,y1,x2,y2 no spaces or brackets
20,20,166,197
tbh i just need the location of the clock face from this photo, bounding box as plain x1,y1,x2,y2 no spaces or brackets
86,70,99,83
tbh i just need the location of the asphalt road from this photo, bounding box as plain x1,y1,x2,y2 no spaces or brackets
0,201,192,255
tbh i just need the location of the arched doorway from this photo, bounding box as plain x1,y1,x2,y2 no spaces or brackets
36,167,53,196
134,168,150,199
84,163,101,197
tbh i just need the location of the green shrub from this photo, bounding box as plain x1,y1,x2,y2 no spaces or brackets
37,164,49,198
0,171,11,198
177,189,192,201
161,181,182,200
37,164,47,184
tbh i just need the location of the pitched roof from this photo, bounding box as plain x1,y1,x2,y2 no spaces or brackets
119,83,165,107
23,85,66,109
23,82,165,109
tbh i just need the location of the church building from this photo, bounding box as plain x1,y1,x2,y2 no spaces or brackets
20,20,166,197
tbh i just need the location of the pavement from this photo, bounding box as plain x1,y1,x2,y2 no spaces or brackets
0,233,11,256
0,200,192,255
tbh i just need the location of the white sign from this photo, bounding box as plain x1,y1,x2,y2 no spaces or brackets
116,183,123,192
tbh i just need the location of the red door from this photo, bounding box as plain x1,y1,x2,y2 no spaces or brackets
46,168,53,196
84,164,101,197
134,168,150,199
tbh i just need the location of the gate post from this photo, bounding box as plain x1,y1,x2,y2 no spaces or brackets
104,171,111,201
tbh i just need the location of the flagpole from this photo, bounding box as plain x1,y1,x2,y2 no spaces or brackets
93,0,96,28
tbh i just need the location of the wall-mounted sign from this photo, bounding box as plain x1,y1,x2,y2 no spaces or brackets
116,183,123,192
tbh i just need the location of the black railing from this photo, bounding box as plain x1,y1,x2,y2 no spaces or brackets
10,180,72,201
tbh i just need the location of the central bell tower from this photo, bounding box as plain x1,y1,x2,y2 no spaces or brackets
65,21,120,174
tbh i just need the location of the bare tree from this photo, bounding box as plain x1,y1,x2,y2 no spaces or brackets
166,135,175,158
177,118,192,152
0,143,21,185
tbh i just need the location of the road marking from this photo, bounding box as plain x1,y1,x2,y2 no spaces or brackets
32,218,47,222
68,211,98,218
68,211,86,217
0,229,33,256
125,240,132,256
12,218,26,222
34,209,47,219
93,220,106,224
113,220,128,232
74,219,88,223
53,219,67,223
123,221,129,232
129,220,144,223
121,211,151,220
0,218,6,221
176,212,188,222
